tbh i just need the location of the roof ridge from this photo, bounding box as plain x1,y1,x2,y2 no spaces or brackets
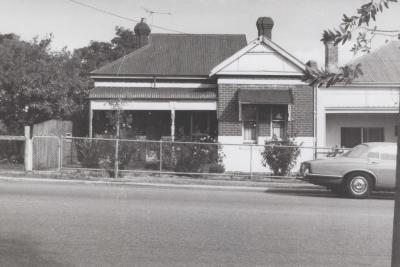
91,37,154,75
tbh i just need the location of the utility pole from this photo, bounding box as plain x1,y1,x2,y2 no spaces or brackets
392,90,400,267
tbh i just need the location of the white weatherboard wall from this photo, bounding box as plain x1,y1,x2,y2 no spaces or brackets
218,136,314,173
316,86,399,147
326,113,397,147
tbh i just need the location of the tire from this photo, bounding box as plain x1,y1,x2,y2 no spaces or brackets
344,172,372,199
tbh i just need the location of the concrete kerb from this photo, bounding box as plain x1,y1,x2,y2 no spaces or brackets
0,173,323,192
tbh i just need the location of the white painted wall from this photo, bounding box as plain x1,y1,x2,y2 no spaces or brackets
218,136,314,173
316,85,399,147
326,113,397,147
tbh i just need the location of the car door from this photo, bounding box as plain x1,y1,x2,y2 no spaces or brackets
367,146,396,189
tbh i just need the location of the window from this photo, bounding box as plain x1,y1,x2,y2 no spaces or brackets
242,105,258,142
342,144,369,158
341,127,384,148
271,105,287,139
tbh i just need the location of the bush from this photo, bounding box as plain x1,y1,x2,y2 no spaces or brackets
261,136,301,176
76,139,132,177
161,136,225,173
76,139,106,168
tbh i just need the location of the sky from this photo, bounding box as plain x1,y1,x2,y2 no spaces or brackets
1,0,399,66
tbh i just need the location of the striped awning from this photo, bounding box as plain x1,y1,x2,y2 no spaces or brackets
89,87,217,100
238,89,293,104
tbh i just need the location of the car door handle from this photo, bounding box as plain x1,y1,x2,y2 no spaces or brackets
369,160,378,164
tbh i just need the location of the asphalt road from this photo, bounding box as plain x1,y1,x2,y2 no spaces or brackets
0,180,394,267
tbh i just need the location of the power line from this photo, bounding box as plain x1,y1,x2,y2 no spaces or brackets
66,0,247,43
67,0,185,33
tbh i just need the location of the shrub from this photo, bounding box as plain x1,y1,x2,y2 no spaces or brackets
75,139,106,168
76,139,132,177
161,136,225,173
261,135,301,176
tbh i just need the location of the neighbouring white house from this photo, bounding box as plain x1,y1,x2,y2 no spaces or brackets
316,41,400,149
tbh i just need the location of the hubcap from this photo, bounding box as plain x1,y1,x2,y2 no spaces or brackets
350,176,368,194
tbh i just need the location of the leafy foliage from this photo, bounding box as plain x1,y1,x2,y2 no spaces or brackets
0,34,86,134
75,139,132,177
303,63,364,88
162,136,225,173
306,0,399,88
261,136,301,176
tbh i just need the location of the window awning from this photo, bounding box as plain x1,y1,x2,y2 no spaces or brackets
238,89,293,105
238,89,293,121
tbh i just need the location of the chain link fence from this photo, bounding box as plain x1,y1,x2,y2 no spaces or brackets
60,136,348,178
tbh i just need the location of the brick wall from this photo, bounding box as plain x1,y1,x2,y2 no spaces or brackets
217,83,313,137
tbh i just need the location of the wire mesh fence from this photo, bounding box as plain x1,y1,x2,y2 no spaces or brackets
0,138,25,171
60,136,348,178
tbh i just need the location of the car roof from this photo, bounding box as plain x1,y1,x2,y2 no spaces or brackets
363,142,397,148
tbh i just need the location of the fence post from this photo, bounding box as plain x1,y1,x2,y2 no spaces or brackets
159,140,163,175
24,126,33,172
114,138,119,179
249,144,253,180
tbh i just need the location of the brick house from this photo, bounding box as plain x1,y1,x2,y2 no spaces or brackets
316,41,400,149
89,17,314,172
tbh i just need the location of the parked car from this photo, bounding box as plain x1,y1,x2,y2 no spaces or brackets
299,142,397,198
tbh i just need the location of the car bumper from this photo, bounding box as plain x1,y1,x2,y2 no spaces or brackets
298,173,343,186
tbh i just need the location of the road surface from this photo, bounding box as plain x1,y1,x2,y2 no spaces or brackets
0,180,394,267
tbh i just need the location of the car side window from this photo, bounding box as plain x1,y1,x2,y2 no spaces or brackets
367,151,379,159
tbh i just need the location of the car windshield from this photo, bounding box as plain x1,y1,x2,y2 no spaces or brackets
342,144,369,158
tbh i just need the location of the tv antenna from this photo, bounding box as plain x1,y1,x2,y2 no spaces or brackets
141,7,172,24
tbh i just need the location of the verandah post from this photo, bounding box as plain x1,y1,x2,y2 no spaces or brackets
114,138,119,179
249,144,253,180
159,140,163,175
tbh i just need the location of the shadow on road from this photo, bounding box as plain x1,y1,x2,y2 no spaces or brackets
265,188,395,200
0,236,72,267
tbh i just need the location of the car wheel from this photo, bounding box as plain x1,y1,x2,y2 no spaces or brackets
345,172,371,199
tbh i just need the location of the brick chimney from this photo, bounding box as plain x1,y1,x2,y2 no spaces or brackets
134,18,151,48
256,17,274,39
324,40,338,72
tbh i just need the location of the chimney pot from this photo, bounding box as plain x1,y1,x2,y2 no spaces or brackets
256,17,274,39
134,17,151,48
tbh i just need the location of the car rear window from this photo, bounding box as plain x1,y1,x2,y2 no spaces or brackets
342,144,369,158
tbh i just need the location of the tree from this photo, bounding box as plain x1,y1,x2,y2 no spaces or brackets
0,26,137,136
303,0,399,87
301,1,400,266
0,34,84,135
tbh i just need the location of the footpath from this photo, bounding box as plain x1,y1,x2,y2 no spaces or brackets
0,169,323,192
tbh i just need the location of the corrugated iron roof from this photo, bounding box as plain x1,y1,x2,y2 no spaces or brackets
238,89,293,104
89,87,217,100
91,34,247,76
350,41,400,83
